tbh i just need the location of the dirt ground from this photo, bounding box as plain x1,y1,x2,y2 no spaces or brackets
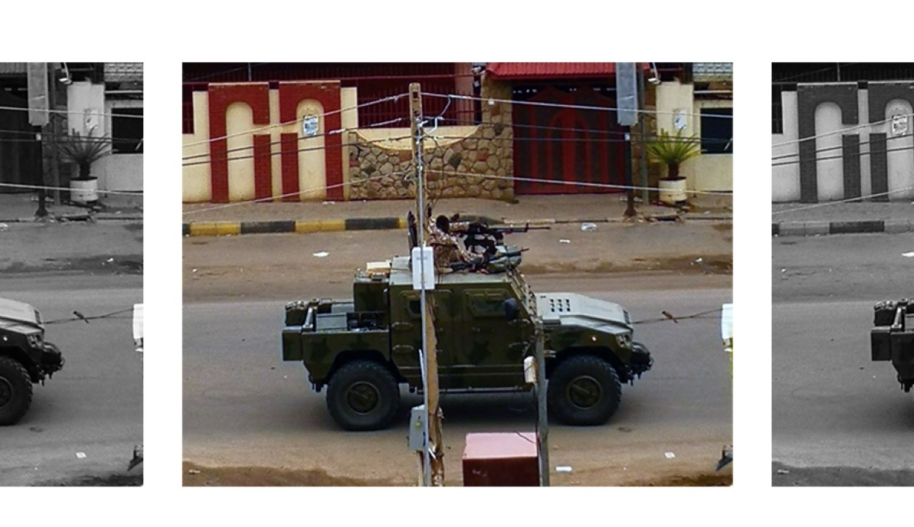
42,473,143,487
183,222,731,302
772,462,914,486
182,461,731,487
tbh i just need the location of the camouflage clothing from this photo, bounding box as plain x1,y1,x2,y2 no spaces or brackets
427,223,483,272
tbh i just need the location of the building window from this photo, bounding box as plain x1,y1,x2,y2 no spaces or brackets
700,108,732,154
111,108,143,154
182,84,195,134
772,85,784,134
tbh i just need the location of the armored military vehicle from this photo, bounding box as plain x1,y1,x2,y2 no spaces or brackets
871,299,914,392
0,298,64,425
282,257,652,431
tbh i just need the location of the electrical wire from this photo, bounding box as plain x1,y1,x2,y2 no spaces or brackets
769,131,914,162
424,169,731,196
181,134,412,168
182,93,408,149
44,308,134,325
0,105,143,119
0,181,142,196
632,307,722,325
421,92,733,120
772,112,911,148
772,186,914,216
771,143,914,168
181,124,412,162
0,127,142,144
772,63,860,84
181,171,408,216
433,134,731,146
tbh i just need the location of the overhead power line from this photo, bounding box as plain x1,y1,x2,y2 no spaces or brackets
0,181,142,196
422,92,733,120
771,143,914,168
182,93,408,149
181,135,412,168
181,171,406,216
772,112,912,148
772,185,914,216
0,105,143,120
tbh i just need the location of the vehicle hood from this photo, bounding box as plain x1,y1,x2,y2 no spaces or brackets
0,298,42,330
536,293,632,333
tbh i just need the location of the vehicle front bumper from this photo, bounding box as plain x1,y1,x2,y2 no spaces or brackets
39,341,64,377
629,342,653,378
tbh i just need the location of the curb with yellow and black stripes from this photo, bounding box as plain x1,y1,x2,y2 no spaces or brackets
183,217,407,237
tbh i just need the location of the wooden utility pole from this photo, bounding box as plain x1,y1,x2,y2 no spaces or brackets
535,318,550,486
409,82,445,486
48,64,61,207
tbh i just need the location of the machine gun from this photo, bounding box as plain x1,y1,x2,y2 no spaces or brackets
449,247,528,273
460,222,550,257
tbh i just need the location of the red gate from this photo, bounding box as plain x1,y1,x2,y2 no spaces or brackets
512,86,625,195
0,91,42,192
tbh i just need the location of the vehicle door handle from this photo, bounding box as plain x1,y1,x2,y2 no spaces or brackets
392,322,413,331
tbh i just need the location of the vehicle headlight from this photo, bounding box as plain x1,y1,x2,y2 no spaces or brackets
26,332,43,348
615,332,632,348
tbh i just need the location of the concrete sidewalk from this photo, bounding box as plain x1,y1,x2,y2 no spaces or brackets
772,201,914,236
0,192,143,223
182,194,732,236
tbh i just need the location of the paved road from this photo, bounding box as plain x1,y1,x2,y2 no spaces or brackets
773,233,914,485
184,275,732,486
0,275,143,486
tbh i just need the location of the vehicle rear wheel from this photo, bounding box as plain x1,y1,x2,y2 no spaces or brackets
547,355,621,426
326,360,400,431
0,356,33,426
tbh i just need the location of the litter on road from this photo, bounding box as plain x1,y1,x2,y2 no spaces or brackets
313,252,329,258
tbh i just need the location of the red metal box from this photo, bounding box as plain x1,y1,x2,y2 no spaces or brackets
462,432,539,486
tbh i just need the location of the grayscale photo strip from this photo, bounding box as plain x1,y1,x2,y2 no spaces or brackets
772,62,914,486
1,62,143,486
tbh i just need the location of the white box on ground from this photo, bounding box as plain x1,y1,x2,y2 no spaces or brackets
411,246,435,291
720,303,733,341
133,303,144,353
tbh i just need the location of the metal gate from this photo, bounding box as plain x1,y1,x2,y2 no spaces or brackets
512,86,624,195
0,92,42,193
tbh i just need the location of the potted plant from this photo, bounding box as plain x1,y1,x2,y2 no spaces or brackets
57,131,110,205
645,129,701,205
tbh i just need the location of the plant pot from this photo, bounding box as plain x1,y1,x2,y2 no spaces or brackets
658,177,687,205
70,178,99,204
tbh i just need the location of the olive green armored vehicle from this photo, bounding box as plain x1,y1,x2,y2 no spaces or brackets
871,299,914,392
282,256,652,431
0,298,65,425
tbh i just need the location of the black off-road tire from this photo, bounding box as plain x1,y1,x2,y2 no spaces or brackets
548,355,621,426
326,360,400,431
0,356,33,426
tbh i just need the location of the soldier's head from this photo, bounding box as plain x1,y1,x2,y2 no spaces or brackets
435,215,450,234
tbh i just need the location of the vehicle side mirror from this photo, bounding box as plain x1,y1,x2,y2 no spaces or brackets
504,298,519,321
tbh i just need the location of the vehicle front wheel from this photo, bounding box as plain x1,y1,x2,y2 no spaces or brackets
548,355,621,426
0,356,33,426
326,360,400,431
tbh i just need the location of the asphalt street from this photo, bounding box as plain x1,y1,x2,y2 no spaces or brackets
1,274,143,486
772,232,914,485
183,275,732,486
